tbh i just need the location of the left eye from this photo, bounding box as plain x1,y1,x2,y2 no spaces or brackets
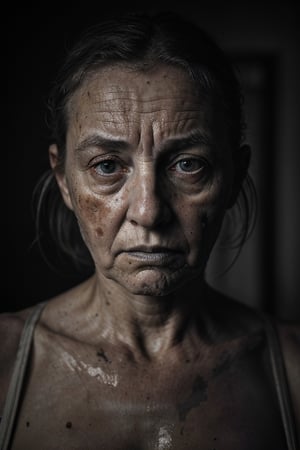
174,158,204,173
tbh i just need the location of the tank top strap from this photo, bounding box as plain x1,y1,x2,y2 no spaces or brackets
0,301,47,450
264,314,299,450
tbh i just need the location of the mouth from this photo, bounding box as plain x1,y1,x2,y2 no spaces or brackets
125,245,181,253
121,246,185,266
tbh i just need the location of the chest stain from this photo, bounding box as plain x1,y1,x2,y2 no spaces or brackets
177,375,208,421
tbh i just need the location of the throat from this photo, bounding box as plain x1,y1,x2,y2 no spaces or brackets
96,280,204,359
86,274,211,360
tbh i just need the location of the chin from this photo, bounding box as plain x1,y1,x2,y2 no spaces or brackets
130,283,174,297
115,267,201,297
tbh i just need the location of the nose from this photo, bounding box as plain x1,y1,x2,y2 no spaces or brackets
126,165,172,229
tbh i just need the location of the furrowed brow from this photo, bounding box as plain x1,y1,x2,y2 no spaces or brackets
161,129,212,153
74,134,129,153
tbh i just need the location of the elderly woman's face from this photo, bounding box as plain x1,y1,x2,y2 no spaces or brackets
55,65,237,296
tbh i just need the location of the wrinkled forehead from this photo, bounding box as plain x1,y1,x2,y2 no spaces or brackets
68,64,211,116
66,64,226,148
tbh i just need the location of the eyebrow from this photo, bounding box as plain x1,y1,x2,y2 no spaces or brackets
74,128,212,154
74,135,129,153
160,129,213,153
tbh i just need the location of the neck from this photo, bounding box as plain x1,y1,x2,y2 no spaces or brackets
90,274,208,358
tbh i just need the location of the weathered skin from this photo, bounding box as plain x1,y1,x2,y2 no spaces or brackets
1,65,299,449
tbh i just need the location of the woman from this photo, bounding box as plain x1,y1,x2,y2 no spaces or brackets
1,11,299,449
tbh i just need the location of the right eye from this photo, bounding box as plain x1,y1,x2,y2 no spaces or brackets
93,159,124,176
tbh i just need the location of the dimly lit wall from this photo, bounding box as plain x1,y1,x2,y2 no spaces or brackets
10,1,300,319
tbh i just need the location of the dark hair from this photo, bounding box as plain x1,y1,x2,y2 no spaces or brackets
33,10,257,273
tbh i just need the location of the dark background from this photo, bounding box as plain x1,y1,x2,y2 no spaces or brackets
8,1,300,320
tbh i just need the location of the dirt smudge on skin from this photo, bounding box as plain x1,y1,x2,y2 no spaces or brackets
97,348,111,363
212,351,233,377
177,375,208,421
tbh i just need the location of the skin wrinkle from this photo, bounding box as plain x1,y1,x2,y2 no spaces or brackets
73,129,214,159
69,71,212,133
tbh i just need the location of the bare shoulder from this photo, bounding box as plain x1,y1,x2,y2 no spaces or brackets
0,279,90,415
0,307,35,413
277,319,300,434
0,307,34,362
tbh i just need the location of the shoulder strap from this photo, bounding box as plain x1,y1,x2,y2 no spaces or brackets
264,315,299,450
0,301,47,450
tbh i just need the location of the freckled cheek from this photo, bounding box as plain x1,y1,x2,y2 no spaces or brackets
73,193,113,240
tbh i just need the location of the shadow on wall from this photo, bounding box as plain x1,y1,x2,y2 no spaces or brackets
206,55,277,313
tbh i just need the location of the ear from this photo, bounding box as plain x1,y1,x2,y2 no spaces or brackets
227,144,251,209
49,144,74,211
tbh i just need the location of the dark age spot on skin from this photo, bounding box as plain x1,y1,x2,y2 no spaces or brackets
96,227,104,237
77,195,96,213
66,421,72,429
146,80,150,84
26,421,30,428
97,348,111,363
77,195,111,228
177,375,208,421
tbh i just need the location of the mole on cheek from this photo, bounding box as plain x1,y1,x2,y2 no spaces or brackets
96,227,104,237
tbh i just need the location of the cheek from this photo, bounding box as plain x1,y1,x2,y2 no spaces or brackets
177,189,227,259
75,194,112,240
178,188,226,232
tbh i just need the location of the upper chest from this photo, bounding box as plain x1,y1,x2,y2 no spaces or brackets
10,331,287,450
